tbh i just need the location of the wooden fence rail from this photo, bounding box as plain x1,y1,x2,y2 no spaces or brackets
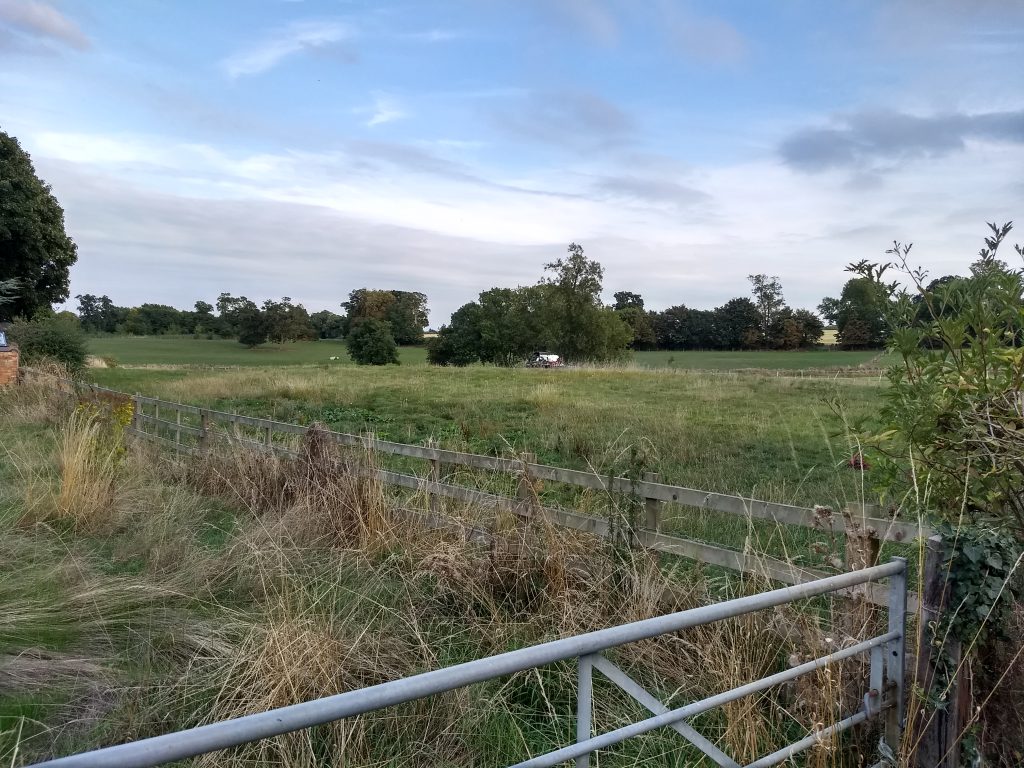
25,368,928,610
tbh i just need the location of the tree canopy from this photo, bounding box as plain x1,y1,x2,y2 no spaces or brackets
343,289,428,345
429,244,630,366
0,131,78,320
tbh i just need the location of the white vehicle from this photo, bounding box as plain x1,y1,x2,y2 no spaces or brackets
527,352,563,368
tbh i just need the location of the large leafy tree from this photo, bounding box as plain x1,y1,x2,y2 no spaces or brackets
343,289,428,344
820,261,897,349
747,274,785,348
712,297,760,350
310,310,346,339
543,243,629,362
0,131,78,321
428,302,483,366
347,317,399,365
428,244,629,367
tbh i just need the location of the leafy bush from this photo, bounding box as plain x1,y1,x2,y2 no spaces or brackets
347,318,399,365
873,223,1024,534
9,316,87,371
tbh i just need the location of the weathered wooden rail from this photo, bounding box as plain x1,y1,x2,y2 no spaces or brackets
26,369,929,609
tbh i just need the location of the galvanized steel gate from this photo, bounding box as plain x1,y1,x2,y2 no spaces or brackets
31,560,907,768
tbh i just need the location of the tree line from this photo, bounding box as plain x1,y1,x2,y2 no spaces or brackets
0,125,908,369
73,290,429,351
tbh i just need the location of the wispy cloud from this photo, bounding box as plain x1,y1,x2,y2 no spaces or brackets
492,90,635,151
780,108,1024,173
356,92,408,127
222,20,353,78
544,0,618,45
657,1,746,65
399,28,463,43
0,0,89,50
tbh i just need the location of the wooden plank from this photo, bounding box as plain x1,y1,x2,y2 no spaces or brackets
90,380,930,542
126,428,198,456
137,413,203,437
524,463,926,542
136,396,202,416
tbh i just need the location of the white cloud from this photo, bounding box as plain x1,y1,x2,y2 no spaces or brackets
22,121,1024,324
356,92,408,127
0,0,88,50
221,20,352,78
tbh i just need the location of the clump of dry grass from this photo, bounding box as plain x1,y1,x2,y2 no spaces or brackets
0,362,75,427
13,405,127,530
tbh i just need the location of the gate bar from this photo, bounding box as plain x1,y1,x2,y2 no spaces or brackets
32,560,904,768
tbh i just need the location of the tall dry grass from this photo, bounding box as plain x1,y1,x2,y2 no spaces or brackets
3,377,944,767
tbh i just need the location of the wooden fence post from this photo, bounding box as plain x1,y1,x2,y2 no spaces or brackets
428,438,440,518
516,452,538,525
642,472,661,532
131,393,141,433
199,409,211,453
265,424,273,452
911,534,965,768
175,409,182,453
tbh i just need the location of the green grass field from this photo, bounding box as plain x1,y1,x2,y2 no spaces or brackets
3,335,909,764
86,335,879,372
85,335,429,366
632,348,881,370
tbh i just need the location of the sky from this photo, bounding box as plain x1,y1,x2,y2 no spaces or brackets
1,0,1023,326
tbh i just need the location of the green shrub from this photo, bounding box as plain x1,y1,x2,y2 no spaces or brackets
347,318,399,366
9,316,87,371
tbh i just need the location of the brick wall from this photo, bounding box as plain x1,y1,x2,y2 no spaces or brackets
0,348,19,387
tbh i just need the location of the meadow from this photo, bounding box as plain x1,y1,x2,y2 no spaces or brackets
2,337,905,764
0,372,888,766
81,336,896,573
85,335,880,371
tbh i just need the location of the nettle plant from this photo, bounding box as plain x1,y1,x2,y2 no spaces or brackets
867,223,1024,745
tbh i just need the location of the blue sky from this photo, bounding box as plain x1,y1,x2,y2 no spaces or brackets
2,0,1023,324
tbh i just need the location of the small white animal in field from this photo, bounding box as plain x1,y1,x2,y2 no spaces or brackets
329,356,340,361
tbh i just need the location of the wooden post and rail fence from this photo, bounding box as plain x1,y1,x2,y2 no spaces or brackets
19,367,970,765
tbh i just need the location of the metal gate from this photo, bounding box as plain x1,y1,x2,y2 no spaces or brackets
31,559,907,768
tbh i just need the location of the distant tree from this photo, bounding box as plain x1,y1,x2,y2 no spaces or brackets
428,303,483,366
543,243,629,362
712,297,761,349
262,297,316,343
792,308,825,347
0,131,78,320
748,274,786,348
216,294,258,338
236,304,268,348
651,305,716,350
135,304,184,335
342,289,428,344
836,278,892,348
385,291,429,345
476,286,552,366
616,306,657,350
821,261,897,349
192,300,216,336
817,296,842,326
347,317,399,365
310,310,346,339
837,314,871,349
613,291,644,310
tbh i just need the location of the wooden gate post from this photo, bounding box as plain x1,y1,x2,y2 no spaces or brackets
642,472,662,532
910,534,966,768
